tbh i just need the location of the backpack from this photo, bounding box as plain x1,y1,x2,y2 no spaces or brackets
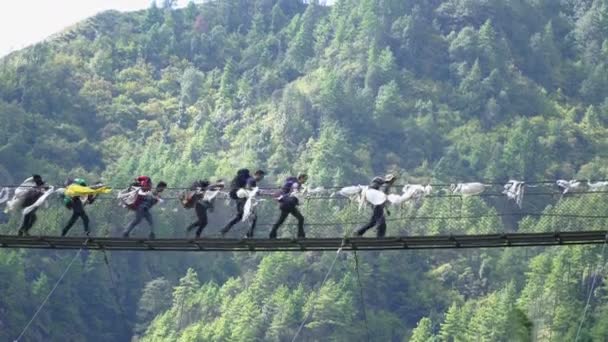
180,190,198,209
230,169,250,199
136,176,152,190
118,186,142,211
63,195,73,209
282,177,298,194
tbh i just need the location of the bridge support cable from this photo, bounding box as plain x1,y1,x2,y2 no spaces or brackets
353,250,371,342
14,239,89,342
574,234,608,342
291,243,346,342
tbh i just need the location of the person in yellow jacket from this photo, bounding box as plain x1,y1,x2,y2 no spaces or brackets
61,178,111,236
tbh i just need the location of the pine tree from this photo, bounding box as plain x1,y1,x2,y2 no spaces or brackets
411,317,436,342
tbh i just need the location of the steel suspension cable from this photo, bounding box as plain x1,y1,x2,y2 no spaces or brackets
14,239,89,342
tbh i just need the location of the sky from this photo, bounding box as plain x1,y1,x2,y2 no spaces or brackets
0,0,192,57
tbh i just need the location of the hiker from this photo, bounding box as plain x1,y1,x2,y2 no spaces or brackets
122,179,167,239
61,178,96,236
355,174,397,238
182,179,224,238
221,169,265,237
15,175,49,236
269,173,308,239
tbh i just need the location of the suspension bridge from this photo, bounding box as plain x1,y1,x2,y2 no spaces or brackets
2,180,608,251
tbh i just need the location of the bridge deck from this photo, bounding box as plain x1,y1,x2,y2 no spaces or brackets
0,231,606,252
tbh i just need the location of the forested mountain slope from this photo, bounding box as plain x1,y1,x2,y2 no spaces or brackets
1,0,608,340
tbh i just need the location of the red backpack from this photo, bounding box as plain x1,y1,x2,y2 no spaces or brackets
136,176,152,190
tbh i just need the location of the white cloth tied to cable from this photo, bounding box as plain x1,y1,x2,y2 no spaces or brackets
588,181,608,191
556,179,583,194
392,184,433,204
451,182,488,196
302,186,327,196
503,180,525,208
335,185,368,210
337,185,364,198
338,184,433,207
0,187,9,204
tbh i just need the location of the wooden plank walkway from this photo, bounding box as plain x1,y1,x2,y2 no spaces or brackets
0,231,606,252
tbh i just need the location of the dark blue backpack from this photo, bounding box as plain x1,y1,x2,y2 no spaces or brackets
282,177,298,194
229,169,250,199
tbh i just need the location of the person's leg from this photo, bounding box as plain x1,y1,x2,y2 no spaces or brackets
187,202,203,232
221,199,245,235
123,208,144,237
63,199,85,236
246,212,257,238
195,202,208,238
18,213,34,236
81,212,90,235
24,212,37,233
62,212,79,236
143,210,155,239
356,206,381,236
376,212,387,238
269,208,289,239
291,206,305,238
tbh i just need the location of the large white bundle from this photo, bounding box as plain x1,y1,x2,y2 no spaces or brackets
6,177,38,212
204,190,220,201
451,182,487,196
117,187,143,207
236,188,249,199
364,188,387,205
242,187,259,222
22,186,55,215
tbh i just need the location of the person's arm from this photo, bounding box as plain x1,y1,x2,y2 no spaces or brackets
209,181,225,191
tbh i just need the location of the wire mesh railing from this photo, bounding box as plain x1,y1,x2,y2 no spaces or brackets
1,184,608,238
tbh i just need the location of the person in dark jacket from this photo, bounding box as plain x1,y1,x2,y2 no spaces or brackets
355,174,397,238
221,169,265,237
184,180,224,238
61,178,97,237
17,174,47,236
122,181,167,239
269,173,308,239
